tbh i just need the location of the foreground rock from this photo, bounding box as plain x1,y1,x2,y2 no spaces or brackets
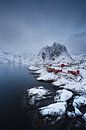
73,96,86,117
39,102,67,116
23,86,86,130
37,72,58,82
54,89,73,102
28,66,39,71
24,86,54,110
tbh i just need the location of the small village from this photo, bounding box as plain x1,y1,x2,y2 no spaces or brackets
47,63,80,76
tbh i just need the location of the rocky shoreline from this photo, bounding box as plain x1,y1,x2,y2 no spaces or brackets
22,43,86,130
23,84,86,130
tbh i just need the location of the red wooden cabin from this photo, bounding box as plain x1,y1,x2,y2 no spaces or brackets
60,64,68,68
47,68,55,72
54,69,62,74
68,70,80,76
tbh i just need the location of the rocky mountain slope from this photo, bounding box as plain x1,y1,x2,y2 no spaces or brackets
1,43,86,66
30,42,74,66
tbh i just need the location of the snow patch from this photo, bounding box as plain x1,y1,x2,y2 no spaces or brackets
52,77,68,86
39,102,67,116
27,86,51,105
54,89,73,102
37,72,58,81
73,96,86,116
73,96,86,108
29,66,39,71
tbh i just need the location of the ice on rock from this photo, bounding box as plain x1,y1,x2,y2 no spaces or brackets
39,102,67,116
54,89,73,102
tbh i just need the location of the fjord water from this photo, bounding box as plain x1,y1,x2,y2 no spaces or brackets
0,64,55,130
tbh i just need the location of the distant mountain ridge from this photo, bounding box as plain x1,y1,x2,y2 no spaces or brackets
1,42,86,65
0,51,30,64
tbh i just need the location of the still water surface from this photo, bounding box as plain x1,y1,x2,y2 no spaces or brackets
0,64,55,130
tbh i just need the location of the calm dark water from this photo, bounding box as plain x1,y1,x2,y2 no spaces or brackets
0,64,55,130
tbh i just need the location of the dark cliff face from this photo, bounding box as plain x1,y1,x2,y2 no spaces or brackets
38,42,68,60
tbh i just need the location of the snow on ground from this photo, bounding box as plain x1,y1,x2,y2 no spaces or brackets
27,86,51,105
51,67,86,96
39,102,67,116
54,89,73,102
29,63,86,98
28,60,86,120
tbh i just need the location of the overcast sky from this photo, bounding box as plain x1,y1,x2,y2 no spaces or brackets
0,0,86,54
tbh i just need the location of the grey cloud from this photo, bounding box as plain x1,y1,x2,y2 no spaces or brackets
66,32,86,54
0,0,86,54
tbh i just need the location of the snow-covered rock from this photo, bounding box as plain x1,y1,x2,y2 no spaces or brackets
74,107,83,116
73,96,86,116
34,68,46,74
67,111,76,118
52,77,68,86
37,72,58,82
27,86,49,99
82,113,86,121
27,86,53,106
73,96,86,108
54,89,73,102
39,102,67,116
29,66,39,71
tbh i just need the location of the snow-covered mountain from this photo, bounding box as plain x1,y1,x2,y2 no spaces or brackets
38,42,68,60
0,51,30,64
30,42,74,66
1,43,86,66
72,53,86,67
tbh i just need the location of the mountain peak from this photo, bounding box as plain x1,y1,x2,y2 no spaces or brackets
52,42,60,47
38,42,68,60
52,42,67,53
32,42,74,65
